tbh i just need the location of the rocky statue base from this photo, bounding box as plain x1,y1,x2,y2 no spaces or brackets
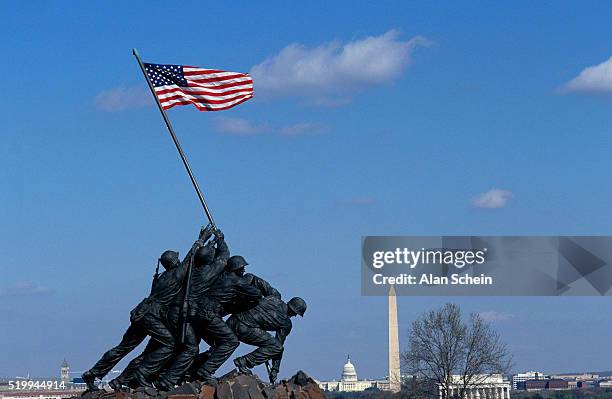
79,371,324,399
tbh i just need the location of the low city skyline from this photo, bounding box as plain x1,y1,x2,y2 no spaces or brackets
2,357,611,384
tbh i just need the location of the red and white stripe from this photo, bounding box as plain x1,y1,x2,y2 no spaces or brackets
156,66,253,111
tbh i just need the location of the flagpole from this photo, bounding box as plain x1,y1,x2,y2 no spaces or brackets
132,48,216,228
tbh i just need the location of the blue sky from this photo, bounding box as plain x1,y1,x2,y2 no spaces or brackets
1,1,612,380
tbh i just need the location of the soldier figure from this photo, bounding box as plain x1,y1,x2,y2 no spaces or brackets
81,229,208,391
186,254,280,381
225,255,281,298
227,296,307,384
182,257,262,385
154,227,231,389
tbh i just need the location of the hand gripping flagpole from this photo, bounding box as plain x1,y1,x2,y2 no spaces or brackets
132,48,216,228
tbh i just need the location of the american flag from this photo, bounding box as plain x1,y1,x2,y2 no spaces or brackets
144,63,253,111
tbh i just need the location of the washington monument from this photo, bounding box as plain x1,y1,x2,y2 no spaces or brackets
388,285,401,393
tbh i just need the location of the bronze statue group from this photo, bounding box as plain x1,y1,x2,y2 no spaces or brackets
81,225,307,392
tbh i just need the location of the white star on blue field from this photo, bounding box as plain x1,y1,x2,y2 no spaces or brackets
144,64,187,87
1,1,612,379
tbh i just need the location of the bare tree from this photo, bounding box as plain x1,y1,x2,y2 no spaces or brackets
402,303,512,399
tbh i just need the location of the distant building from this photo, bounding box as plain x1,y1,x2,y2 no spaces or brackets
524,380,548,391
547,380,569,390
512,372,547,390
317,356,391,392
578,380,597,389
60,360,69,385
553,373,599,381
437,374,511,399
523,379,568,391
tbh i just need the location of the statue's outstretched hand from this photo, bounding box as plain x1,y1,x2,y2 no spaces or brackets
213,227,224,240
199,224,214,240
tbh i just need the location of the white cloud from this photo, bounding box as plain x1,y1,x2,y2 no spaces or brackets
559,56,612,94
212,116,271,135
250,30,430,100
478,310,515,322
310,96,352,107
280,122,330,137
212,117,330,137
0,281,51,297
95,86,151,112
471,189,513,209
339,196,376,206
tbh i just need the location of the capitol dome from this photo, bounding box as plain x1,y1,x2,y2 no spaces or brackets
341,356,358,382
